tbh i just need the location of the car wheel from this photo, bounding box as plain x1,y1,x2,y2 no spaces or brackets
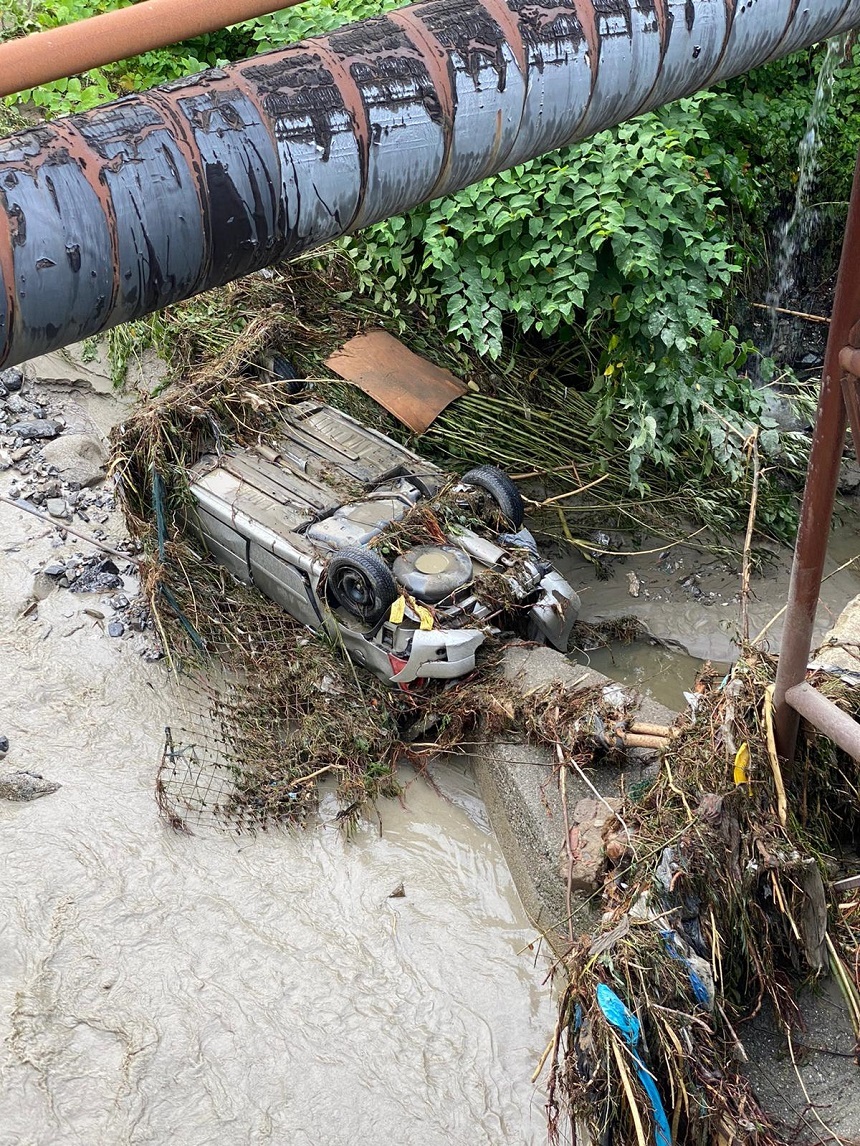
326,547,399,625
460,465,525,529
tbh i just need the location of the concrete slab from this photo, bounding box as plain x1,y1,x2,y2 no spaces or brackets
471,645,676,940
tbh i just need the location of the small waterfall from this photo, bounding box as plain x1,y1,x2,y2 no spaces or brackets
767,35,847,355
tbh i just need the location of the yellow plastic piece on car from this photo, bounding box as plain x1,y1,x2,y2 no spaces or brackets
389,596,406,624
416,605,434,631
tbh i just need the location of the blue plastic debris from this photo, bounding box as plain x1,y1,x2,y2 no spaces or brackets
596,983,673,1146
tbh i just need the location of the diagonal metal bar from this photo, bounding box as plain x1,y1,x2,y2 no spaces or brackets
773,151,860,768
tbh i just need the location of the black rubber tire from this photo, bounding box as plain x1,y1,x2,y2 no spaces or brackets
460,465,524,529
271,354,305,395
326,547,398,625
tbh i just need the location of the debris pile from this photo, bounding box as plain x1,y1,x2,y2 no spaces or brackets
544,652,860,1146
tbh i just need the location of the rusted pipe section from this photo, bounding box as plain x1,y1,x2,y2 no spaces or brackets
784,683,860,762
2,0,860,369
0,0,304,100
772,150,860,767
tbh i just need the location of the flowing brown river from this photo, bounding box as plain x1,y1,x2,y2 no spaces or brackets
0,496,555,1146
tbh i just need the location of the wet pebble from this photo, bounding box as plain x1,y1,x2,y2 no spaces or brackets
108,620,125,638
10,420,63,440
0,735,8,761
46,497,68,518
0,367,23,392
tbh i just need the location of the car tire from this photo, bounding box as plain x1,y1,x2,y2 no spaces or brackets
460,465,525,529
326,547,399,625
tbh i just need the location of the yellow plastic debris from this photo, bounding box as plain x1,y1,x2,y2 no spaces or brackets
733,742,750,789
416,604,434,631
389,596,406,624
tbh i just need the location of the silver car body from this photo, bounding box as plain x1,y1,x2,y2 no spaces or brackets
188,401,579,684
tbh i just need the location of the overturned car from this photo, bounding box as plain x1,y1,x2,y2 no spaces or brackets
188,400,579,684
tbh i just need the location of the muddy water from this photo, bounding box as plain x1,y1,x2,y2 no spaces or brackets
0,501,554,1146
557,505,860,710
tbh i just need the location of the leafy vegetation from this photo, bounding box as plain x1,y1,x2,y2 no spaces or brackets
3,1,860,516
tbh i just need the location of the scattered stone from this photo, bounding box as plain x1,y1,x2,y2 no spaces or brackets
40,432,108,488
0,367,23,392
627,571,641,598
0,448,12,470
11,447,31,463
68,556,123,594
565,797,623,892
0,735,7,761
839,457,860,495
388,882,406,898
43,562,66,577
31,572,58,601
9,420,63,440
46,497,68,519
108,620,125,638
0,770,61,801
5,394,32,416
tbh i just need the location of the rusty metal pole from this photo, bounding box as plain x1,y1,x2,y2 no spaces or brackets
2,0,860,369
0,0,305,100
773,150,860,766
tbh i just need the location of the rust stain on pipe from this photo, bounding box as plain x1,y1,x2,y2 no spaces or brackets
2,0,860,367
0,0,310,100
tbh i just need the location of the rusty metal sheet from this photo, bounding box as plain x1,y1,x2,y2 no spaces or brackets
325,330,466,435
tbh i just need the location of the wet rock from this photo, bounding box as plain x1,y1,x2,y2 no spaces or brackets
0,736,7,761
839,458,860,495
5,393,32,416
108,620,125,638
10,420,63,440
757,385,809,433
566,797,623,892
40,432,107,488
31,572,58,601
43,562,66,577
0,367,23,392
69,557,123,594
0,770,61,801
46,497,68,519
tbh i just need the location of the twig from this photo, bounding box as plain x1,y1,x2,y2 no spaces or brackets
740,430,760,643
528,473,611,507
763,684,788,828
0,493,142,564
753,301,830,325
609,1035,647,1146
557,741,576,945
569,526,708,558
560,744,636,855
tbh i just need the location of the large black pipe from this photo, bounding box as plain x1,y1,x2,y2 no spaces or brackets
1,0,859,368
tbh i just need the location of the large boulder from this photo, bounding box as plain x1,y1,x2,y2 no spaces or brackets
40,432,107,487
